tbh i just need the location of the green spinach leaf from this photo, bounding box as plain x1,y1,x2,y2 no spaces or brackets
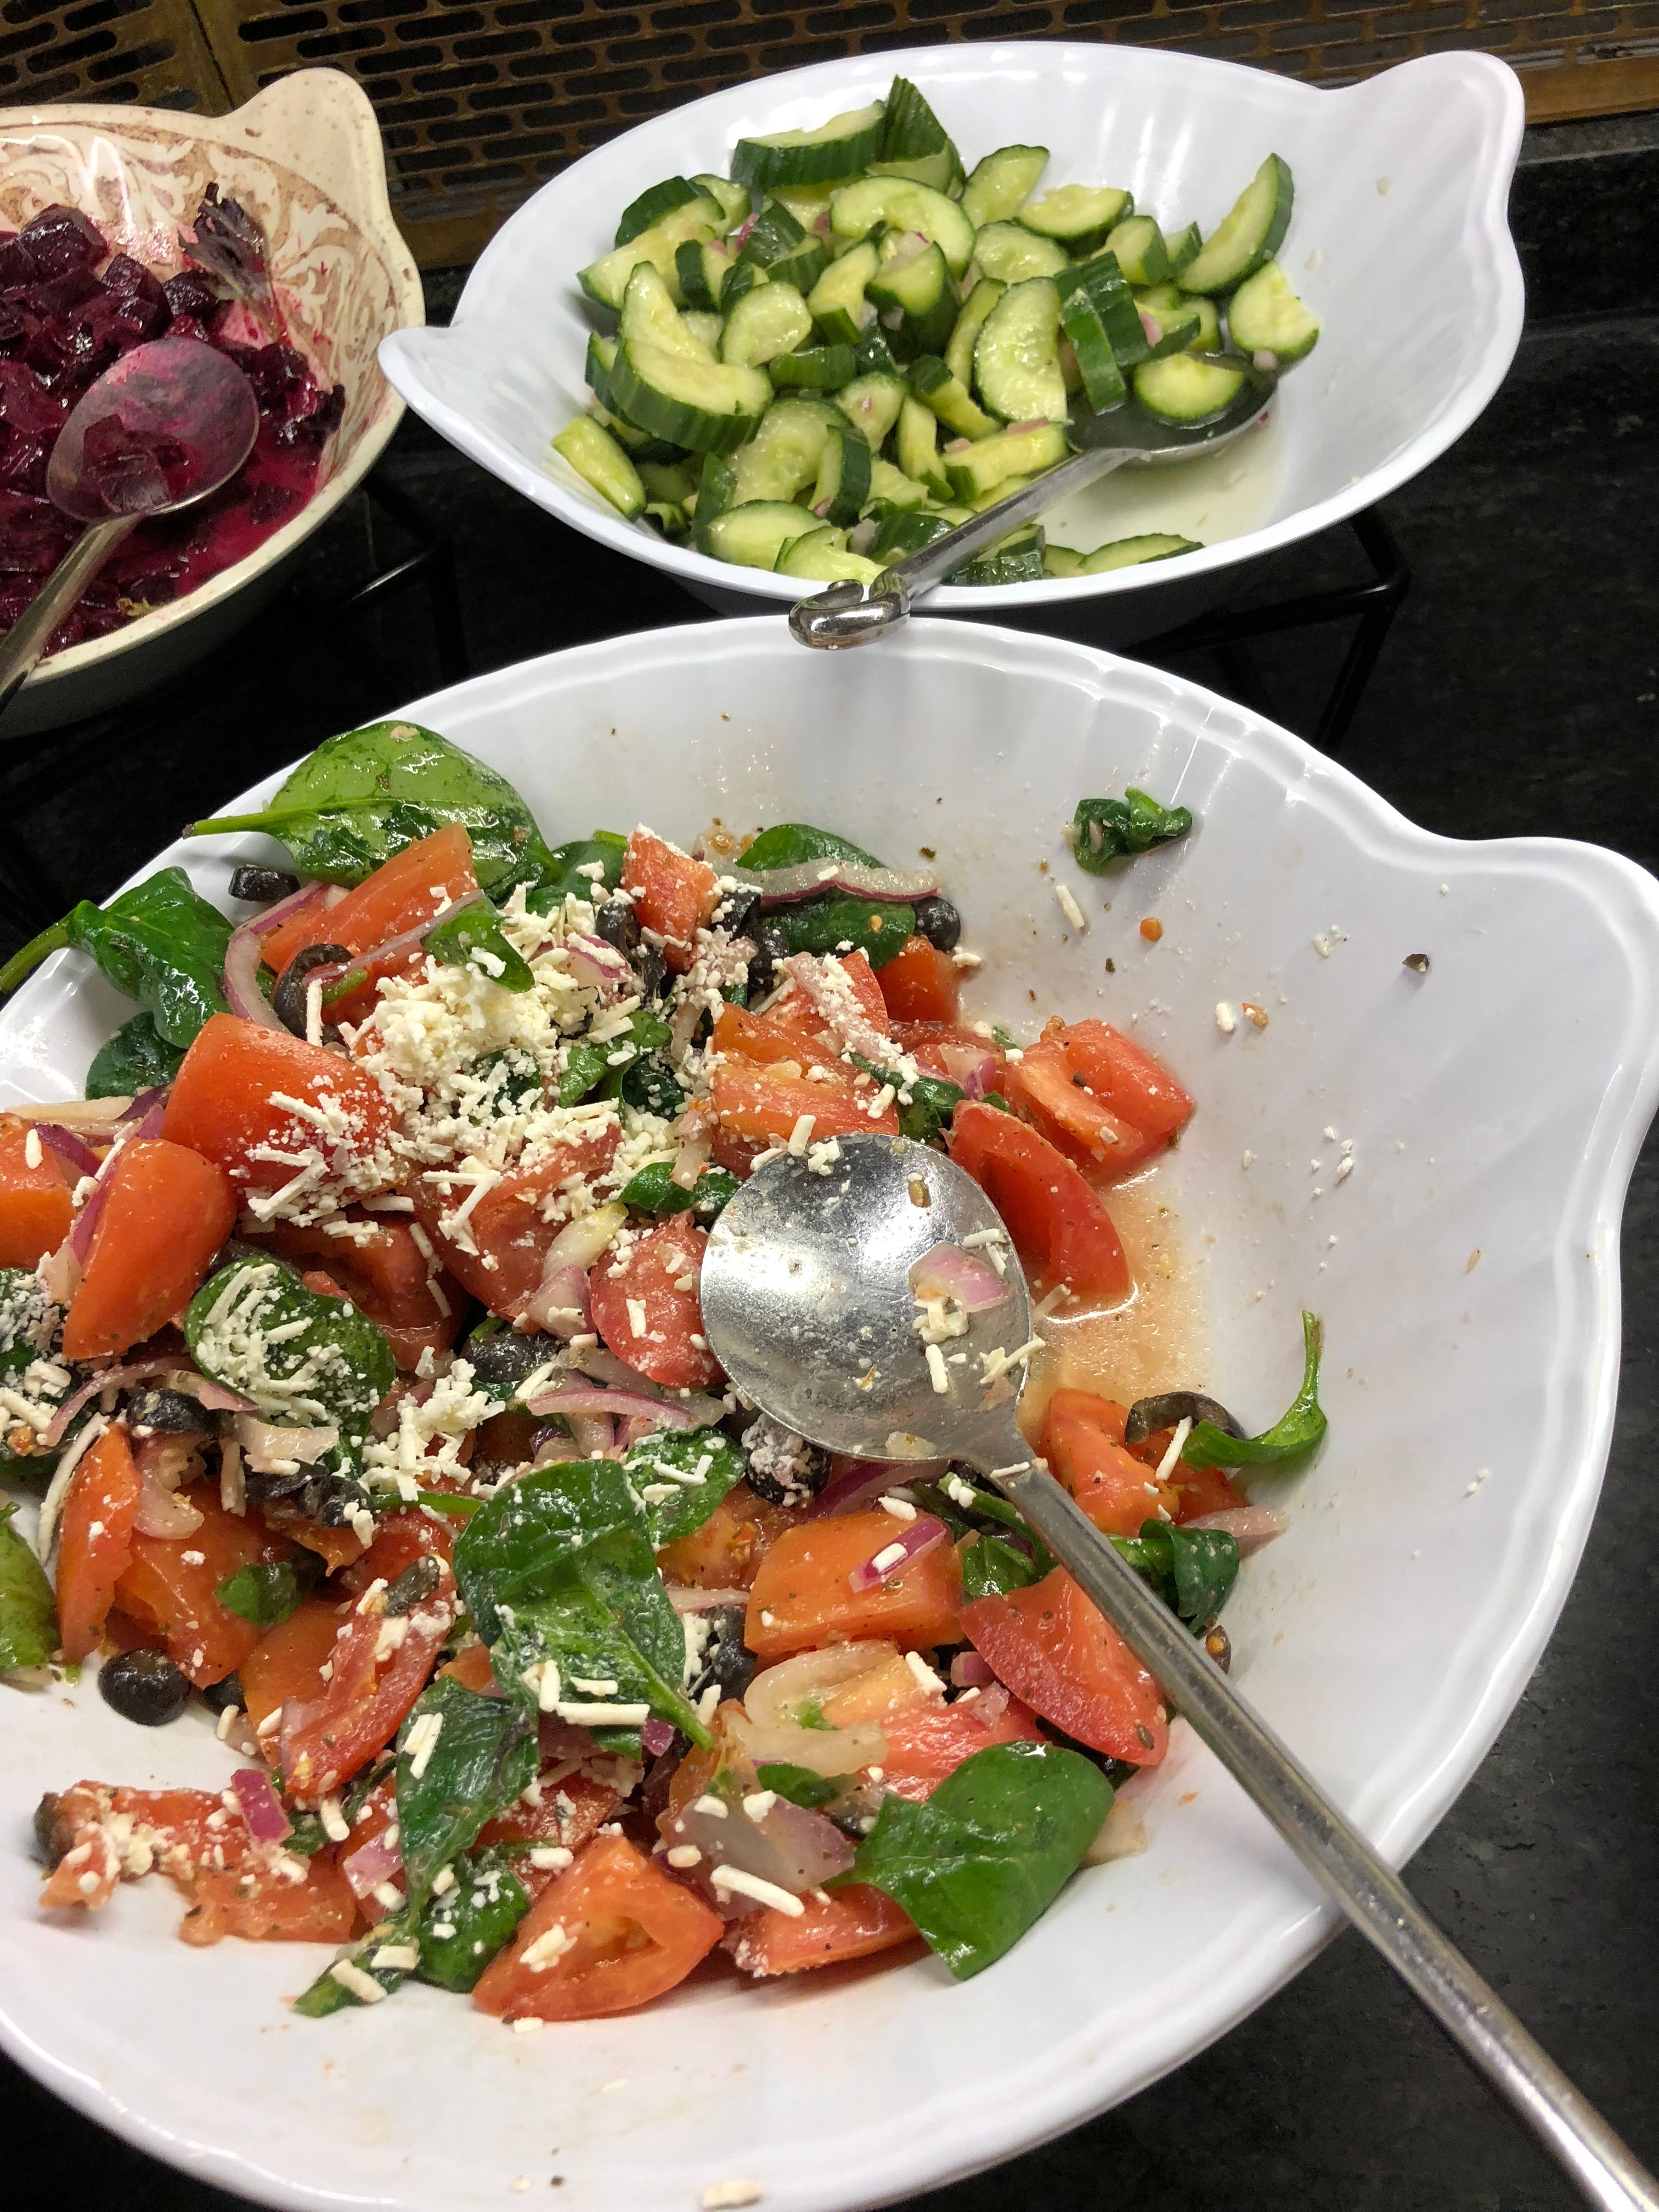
0,1498,56,1668
29,869,232,1048
394,1675,539,1913
84,1011,187,1099
898,1073,963,1145
741,823,880,872
424,902,534,991
216,1555,319,1629
527,834,628,915
1181,1311,1327,1470
185,1258,395,1460
617,1160,738,1220
417,1847,530,1990
292,1912,417,2016
623,1430,744,1549
851,1739,1110,1979
557,1039,612,1107
1070,788,1193,874
1111,1519,1238,1629
755,1762,850,1809
957,1527,1043,1602
761,895,913,969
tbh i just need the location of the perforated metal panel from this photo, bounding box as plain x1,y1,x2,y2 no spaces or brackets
0,0,228,108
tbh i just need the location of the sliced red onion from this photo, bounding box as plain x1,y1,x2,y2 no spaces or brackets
248,879,328,939
341,1826,402,1901
641,1718,676,1756
1186,1505,1288,1554
41,1357,177,1447
811,497,832,519
667,1584,751,1613
908,1242,1009,1313
566,932,633,998
618,1411,672,1450
1140,311,1164,346
811,210,831,235
302,891,490,1005
1252,348,1278,373
518,1262,591,1339
524,1382,690,1430
194,1377,256,1413
566,1346,728,1429
732,212,756,251
68,1176,111,1264
223,915,291,1031
1008,417,1051,435
950,1651,995,1689
668,995,703,1060
944,436,972,455
848,1512,947,1592
36,1124,100,1177
812,1457,940,1519
231,1766,292,1845
565,1411,617,1458
936,1042,997,1099
115,1085,171,1125
671,1136,710,1191
669,1788,853,1915
975,1682,1012,1725
731,860,939,904
132,1460,204,1539
131,1101,167,1141
26,1096,133,1134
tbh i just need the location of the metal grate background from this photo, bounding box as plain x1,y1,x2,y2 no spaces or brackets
3,0,1656,264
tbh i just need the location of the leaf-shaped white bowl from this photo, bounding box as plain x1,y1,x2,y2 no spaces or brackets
381,44,1523,632
2,618,1655,2212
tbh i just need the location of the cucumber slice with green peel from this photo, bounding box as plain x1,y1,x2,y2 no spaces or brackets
867,236,956,362
970,221,1069,284
638,459,697,504
775,525,885,585
835,371,907,449
720,260,769,312
580,199,723,311
1133,285,1202,359
676,239,736,312
945,276,1005,391
961,145,1049,229
692,174,752,233
868,456,930,510
896,393,949,498
1167,222,1202,275
1019,184,1132,258
830,176,976,278
732,398,839,504
1059,251,1148,367
621,263,716,363
682,311,724,353
1180,155,1294,294
807,241,878,342
852,327,900,377
943,419,1068,500
737,199,827,296
1058,288,1126,410
906,355,1000,442
1043,544,1084,578
642,499,689,537
811,420,873,527
1132,352,1249,423
768,181,838,232
768,344,858,390
692,451,737,529
585,332,619,410
869,506,952,562
552,417,646,518
1079,533,1201,571
1226,258,1320,363
973,278,1068,425
733,100,886,190
966,470,1035,512
947,521,1045,586
611,341,773,454
868,77,963,195
616,177,701,246
721,280,814,366
1104,215,1169,288
703,501,821,570
594,409,684,465
1181,294,1222,352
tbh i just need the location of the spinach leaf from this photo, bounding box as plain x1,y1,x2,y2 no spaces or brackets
394,1674,539,1914
899,1073,963,1146
557,1039,611,1107
623,1429,744,1549
84,1011,187,1099
472,1045,543,1111
742,823,881,872
0,1269,62,1387
617,1160,738,1220
851,1740,1110,1979
424,903,534,991
761,895,913,969
527,834,628,915
958,1527,1043,1602
417,1847,530,1990
618,1056,686,1117
1111,1519,1238,1630
18,869,233,1049
1181,1311,1327,1470
292,1911,417,2016
216,1555,318,1629
188,721,559,898
283,1811,330,1858
0,1498,56,1668
1070,788,1193,874
755,1762,851,1809
185,1258,395,1460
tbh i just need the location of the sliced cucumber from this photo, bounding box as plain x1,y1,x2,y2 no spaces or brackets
775,525,885,585
733,100,886,190
868,236,956,362
948,521,1045,587
868,456,930,510
617,177,700,247
704,501,820,571
682,310,724,353
594,409,683,465
733,398,839,505
868,507,953,562
585,331,619,410
638,459,697,504
896,393,949,498
676,238,736,312
1060,252,1149,368
943,420,1067,500
973,278,1067,425
620,264,716,362
720,259,769,312
830,176,976,279
1104,215,1169,288
1020,183,1132,258
1133,285,1201,359
961,145,1049,229
867,77,962,195
945,276,1005,391
807,241,878,343
769,182,837,234
812,420,873,527
1182,294,1222,352
693,174,752,234
721,280,814,366
611,341,773,454
1180,155,1294,295
579,198,721,312
769,344,857,390
853,326,900,378
970,221,1069,284
835,371,907,449
1042,543,1084,578
1226,257,1320,363
1079,533,1200,571
1167,222,1202,275
907,354,999,442
693,451,737,529
967,471,1034,512
552,417,646,518
1132,352,1248,424
737,199,827,296
1058,289,1126,410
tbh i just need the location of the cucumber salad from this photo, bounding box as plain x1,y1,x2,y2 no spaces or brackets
1,721,1323,2015
555,77,1322,587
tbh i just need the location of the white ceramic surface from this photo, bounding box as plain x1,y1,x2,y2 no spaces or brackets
381,46,1524,627
4,619,1657,2212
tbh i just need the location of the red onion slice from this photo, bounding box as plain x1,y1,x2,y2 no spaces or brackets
36,1124,100,1177
1140,311,1164,346
565,932,633,998
341,1826,402,1901
730,860,939,904
247,879,329,939
950,1651,996,1689
562,1411,616,1458
518,1262,591,1339
641,1718,676,1757
812,1457,945,1518
523,1381,691,1430
1186,1506,1288,1554
67,1175,111,1264
115,1085,172,1125
667,1584,751,1613
935,1043,997,1099
132,1457,204,1539
223,916,292,1031
194,1377,256,1413
848,1513,948,1592
230,1766,292,1845
297,891,492,1007
909,1242,1009,1312
669,1788,854,1914
41,1357,180,1447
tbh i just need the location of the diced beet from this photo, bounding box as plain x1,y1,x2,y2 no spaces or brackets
0,359,67,437
162,270,222,322
101,254,166,308
247,479,300,526
0,235,37,289
20,206,105,278
28,265,102,323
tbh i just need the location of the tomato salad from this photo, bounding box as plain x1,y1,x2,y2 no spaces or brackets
0,722,1324,2013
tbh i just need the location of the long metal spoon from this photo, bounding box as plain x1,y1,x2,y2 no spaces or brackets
0,335,259,721
788,367,1274,650
699,1133,1658,2212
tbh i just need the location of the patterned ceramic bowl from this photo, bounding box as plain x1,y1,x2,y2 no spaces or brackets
0,68,422,735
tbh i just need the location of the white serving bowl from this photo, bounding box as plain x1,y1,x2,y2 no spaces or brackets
3,619,1655,2212
381,44,1523,640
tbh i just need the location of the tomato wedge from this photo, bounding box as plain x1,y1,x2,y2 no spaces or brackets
238,1593,347,1733
725,1882,917,1977
622,828,718,974
410,1122,620,1316
0,1119,75,1268
710,1002,840,1074
589,1213,721,1390
1062,1019,1194,1141
263,822,480,1024
1170,1462,1246,1521
162,1014,396,1197
709,1059,897,1156
472,1832,724,2021
775,949,891,1043
654,1479,809,1590
744,1511,962,1660
179,1854,357,1946
892,1020,1006,1093
55,1425,142,1662
948,1102,1129,1301
478,1773,622,1897
62,1139,235,1361
961,1567,1167,1765
878,1693,1047,1801
246,1214,462,1370
876,934,960,1025
1043,1387,1176,1536
279,1551,456,1801
1005,1020,1194,1180
115,1486,287,1686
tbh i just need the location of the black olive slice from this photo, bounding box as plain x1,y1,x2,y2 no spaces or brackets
1122,1390,1245,1448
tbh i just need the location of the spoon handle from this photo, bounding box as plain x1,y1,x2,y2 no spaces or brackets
0,516,138,724
985,1455,1658,2212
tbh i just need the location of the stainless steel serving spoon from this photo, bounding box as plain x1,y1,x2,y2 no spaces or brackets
788,368,1274,650
699,1133,1658,2212
0,335,259,721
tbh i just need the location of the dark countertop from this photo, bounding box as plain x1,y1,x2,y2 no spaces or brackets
2,184,1656,2212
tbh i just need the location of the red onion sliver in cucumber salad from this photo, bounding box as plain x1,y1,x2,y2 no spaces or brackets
0,718,1324,2013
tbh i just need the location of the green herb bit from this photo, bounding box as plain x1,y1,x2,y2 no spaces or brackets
394,1677,539,1915
755,1762,853,1810
1070,788,1193,874
1181,1311,1327,1470
618,1159,740,1220
424,902,534,991
216,1554,320,1629
557,1039,612,1107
